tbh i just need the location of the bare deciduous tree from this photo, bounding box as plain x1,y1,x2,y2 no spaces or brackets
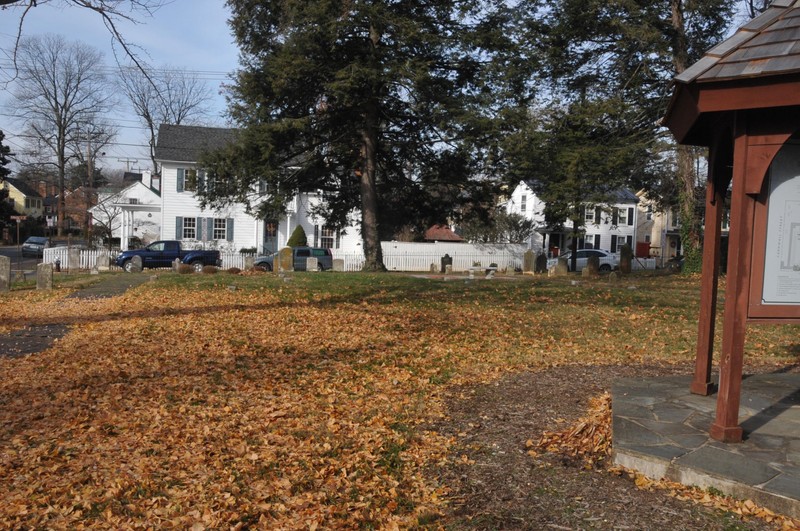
13,34,116,236
1,0,166,82
119,64,212,173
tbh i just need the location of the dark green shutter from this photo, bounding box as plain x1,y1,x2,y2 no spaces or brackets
175,216,183,239
594,235,600,249
628,207,634,225
611,235,617,252
612,209,618,225
177,169,185,192
594,207,601,224
227,218,234,241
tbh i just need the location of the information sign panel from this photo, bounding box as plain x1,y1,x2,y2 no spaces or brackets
761,145,800,305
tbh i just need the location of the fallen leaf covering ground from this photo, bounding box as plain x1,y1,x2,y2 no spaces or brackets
1,271,799,529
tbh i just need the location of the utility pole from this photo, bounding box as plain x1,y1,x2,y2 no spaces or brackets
118,158,138,171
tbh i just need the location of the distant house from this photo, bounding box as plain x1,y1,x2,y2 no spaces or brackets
153,124,362,254
2,177,43,218
90,173,162,247
424,224,463,242
506,180,639,256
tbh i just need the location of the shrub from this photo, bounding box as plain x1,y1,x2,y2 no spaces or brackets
286,225,308,247
202,265,218,274
227,267,242,275
239,247,257,254
177,264,193,275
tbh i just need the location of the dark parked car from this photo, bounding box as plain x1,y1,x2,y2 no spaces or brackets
255,246,333,271
21,236,50,258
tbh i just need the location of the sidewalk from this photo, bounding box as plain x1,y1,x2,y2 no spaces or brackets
0,273,151,358
613,374,800,519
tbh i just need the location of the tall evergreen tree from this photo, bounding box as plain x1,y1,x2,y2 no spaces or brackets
200,0,530,270
521,0,734,272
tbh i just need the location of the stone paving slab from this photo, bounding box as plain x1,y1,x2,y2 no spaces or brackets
613,374,800,519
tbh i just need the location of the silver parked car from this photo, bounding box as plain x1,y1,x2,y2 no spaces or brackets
546,249,619,272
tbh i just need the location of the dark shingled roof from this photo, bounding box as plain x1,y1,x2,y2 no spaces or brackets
3,177,41,198
154,124,238,163
522,180,638,204
677,0,800,83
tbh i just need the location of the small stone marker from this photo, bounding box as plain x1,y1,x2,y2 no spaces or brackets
430,263,436,273
333,258,344,272
523,250,534,273
278,247,293,271
445,264,452,274
608,271,620,283
0,255,10,292
69,248,81,271
130,255,143,273
583,256,600,277
554,257,569,276
172,258,181,272
306,257,318,271
37,263,53,290
619,243,633,274
90,265,99,275
97,250,110,271
244,255,255,270
535,253,548,274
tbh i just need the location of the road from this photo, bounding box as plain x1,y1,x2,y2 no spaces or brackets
0,245,41,272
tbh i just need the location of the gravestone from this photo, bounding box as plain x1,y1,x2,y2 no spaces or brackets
619,244,633,274
608,271,620,283
0,256,9,292
97,250,110,271
278,247,293,271
445,264,452,274
90,265,99,275
307,257,318,271
535,253,548,274
172,258,181,272
333,258,345,272
244,255,255,270
553,257,569,276
523,250,534,273
69,248,81,271
37,263,53,290
130,255,143,273
430,263,436,273
583,256,600,277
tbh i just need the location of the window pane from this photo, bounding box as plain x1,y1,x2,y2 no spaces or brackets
213,218,227,240
183,217,196,239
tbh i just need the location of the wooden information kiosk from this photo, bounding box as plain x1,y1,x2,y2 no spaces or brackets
664,0,800,442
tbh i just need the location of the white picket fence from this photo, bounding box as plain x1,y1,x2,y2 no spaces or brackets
41,242,654,273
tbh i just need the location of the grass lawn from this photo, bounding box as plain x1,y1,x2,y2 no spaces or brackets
0,271,797,528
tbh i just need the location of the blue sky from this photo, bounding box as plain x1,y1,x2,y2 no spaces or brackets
0,0,240,172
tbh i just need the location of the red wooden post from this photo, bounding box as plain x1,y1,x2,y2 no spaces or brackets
691,153,724,396
709,120,753,443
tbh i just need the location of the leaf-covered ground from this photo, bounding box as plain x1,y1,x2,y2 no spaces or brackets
1,271,798,529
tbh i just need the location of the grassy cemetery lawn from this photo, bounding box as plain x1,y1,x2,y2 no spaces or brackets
1,271,798,529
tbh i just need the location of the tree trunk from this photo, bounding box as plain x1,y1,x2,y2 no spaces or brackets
359,21,386,272
360,100,386,272
670,0,702,273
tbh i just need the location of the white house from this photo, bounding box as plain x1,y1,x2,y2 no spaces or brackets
153,124,362,254
90,173,162,247
506,180,639,256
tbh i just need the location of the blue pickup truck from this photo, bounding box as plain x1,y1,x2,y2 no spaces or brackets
115,240,221,272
